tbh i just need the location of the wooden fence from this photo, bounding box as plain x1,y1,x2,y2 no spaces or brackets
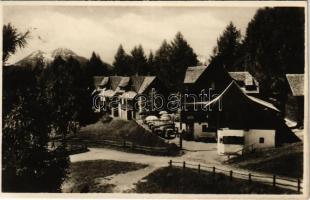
68,138,170,155
168,160,302,193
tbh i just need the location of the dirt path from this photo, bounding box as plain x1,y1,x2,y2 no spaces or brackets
98,166,157,193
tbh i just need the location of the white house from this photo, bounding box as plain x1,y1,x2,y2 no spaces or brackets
217,128,275,155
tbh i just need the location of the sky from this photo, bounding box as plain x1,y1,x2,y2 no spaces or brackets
3,5,260,65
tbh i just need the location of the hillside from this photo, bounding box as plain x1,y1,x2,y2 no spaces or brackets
77,118,179,154
227,142,303,178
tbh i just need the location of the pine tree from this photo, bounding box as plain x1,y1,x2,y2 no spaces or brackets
130,45,148,75
86,52,108,76
147,51,155,75
113,45,130,75
209,22,243,71
169,32,198,90
154,40,173,88
243,7,304,111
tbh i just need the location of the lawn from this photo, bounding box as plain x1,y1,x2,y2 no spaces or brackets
76,118,179,155
134,167,298,194
62,160,147,193
228,142,303,178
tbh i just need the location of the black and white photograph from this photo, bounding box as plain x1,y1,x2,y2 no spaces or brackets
1,1,308,197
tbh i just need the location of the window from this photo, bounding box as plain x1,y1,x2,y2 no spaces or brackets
222,136,244,145
259,137,265,143
202,125,208,132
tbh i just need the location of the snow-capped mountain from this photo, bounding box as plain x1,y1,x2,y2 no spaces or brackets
14,48,88,68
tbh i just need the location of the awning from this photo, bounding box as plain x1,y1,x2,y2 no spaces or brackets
120,91,137,100
104,89,116,98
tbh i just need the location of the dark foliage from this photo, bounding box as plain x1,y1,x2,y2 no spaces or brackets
209,22,244,71
112,32,198,92
129,45,148,75
113,44,131,75
3,23,29,63
2,61,69,192
243,7,305,110
86,52,109,76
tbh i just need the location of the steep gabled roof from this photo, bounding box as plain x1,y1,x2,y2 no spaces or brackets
286,74,304,96
93,76,105,87
118,77,130,88
200,81,279,112
138,76,156,94
109,76,123,90
229,71,257,86
131,76,146,92
99,77,109,87
184,66,208,84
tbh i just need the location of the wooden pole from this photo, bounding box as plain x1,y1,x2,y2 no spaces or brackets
213,167,216,176
230,170,233,181
180,130,183,150
198,164,200,174
183,161,186,170
169,160,172,168
273,175,276,187
248,173,251,183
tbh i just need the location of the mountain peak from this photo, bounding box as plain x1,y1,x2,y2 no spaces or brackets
51,48,77,58
14,48,87,68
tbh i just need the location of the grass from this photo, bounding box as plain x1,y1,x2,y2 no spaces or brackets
134,167,298,194
228,142,303,178
77,118,179,155
62,160,147,193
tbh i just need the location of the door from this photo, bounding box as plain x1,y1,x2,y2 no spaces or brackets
186,123,194,139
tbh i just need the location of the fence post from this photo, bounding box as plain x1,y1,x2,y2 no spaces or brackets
198,164,200,174
169,160,172,168
213,167,216,176
248,173,251,184
273,175,276,187
230,170,233,181
297,178,301,192
183,161,186,170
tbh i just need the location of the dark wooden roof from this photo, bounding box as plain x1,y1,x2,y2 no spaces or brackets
184,66,208,84
93,76,105,88
109,76,123,90
286,74,304,96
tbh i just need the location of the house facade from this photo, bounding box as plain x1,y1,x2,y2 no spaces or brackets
92,75,167,120
180,65,232,140
205,81,300,155
180,65,300,153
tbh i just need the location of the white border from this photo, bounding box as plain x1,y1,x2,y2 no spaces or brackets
0,1,308,199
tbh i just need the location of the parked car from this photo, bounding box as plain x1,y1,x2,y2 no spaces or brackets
153,123,178,139
144,115,158,124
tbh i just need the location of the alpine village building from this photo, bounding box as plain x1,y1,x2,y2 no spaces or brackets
92,64,301,156
92,75,168,120
179,64,300,155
